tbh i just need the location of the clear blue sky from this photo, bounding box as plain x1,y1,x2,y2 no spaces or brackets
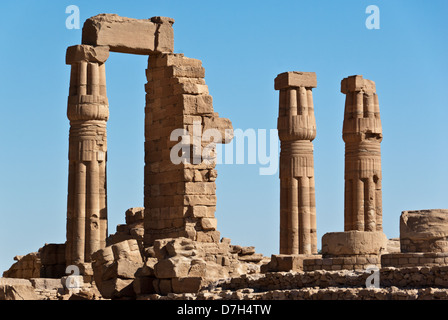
1,0,447,274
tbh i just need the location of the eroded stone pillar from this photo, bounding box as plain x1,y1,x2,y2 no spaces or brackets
65,45,110,266
341,75,383,232
275,72,317,255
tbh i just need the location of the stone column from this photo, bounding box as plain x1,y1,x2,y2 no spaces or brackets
341,75,383,232
320,75,387,260
65,45,110,266
275,72,318,255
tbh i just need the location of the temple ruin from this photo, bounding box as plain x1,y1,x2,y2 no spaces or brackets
304,75,388,271
2,13,448,301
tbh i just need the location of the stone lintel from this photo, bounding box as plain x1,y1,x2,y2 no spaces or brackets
274,71,317,90
341,75,376,94
66,45,110,65
82,14,174,55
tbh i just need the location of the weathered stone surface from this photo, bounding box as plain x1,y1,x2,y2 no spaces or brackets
92,239,143,299
101,278,135,299
275,71,317,90
321,231,388,256
102,259,141,280
66,44,110,64
275,71,318,255
82,14,174,54
154,257,191,279
2,252,41,279
39,243,66,278
263,254,319,272
0,278,39,300
387,238,401,253
400,209,448,253
341,75,383,232
30,278,63,291
107,208,145,247
171,277,204,294
341,75,376,94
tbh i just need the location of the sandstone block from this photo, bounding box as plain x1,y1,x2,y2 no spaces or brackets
184,195,217,206
82,14,174,54
238,253,264,262
200,218,218,231
180,94,214,115
265,254,307,272
125,207,145,224
196,231,221,243
171,277,203,294
3,252,41,279
30,278,63,291
174,83,209,95
111,239,142,262
102,259,141,280
91,246,114,265
184,182,216,195
240,246,256,255
101,278,135,299
203,116,234,143
154,256,191,279
148,53,202,69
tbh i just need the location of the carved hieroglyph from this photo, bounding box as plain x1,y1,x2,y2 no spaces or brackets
275,72,318,255
341,75,383,232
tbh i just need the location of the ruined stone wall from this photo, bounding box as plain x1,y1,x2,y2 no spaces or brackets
137,266,448,300
215,265,448,292
144,53,233,246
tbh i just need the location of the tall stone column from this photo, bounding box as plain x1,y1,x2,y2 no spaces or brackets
341,75,383,232
320,75,387,262
275,72,318,255
65,45,110,266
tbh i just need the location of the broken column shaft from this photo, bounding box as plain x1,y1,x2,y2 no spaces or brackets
275,72,318,255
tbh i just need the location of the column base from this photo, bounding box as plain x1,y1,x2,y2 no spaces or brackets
321,230,388,257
